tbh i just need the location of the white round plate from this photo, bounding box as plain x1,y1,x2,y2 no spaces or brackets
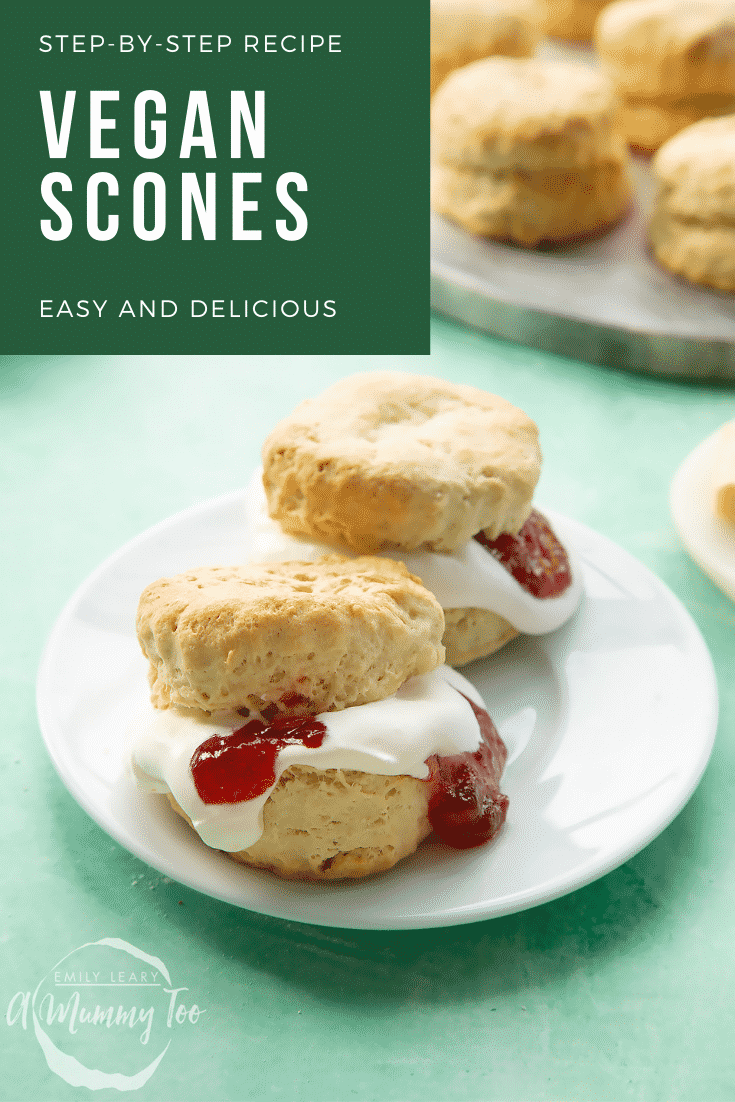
37,492,718,930
670,424,735,603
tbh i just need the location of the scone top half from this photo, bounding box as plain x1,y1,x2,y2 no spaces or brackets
136,556,445,717
261,372,542,554
431,57,628,172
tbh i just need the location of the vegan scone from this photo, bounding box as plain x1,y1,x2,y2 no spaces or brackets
537,0,612,41
250,372,583,667
431,57,633,245
595,0,735,151
649,114,735,292
430,0,540,94
132,556,510,880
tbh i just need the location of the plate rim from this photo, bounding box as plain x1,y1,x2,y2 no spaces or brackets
36,491,719,930
670,424,735,602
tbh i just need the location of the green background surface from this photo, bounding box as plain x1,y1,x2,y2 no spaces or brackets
2,318,735,1100
3,1,428,355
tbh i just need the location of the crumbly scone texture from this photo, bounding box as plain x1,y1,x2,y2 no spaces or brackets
430,0,539,95
442,607,519,666
537,0,612,41
261,372,541,553
431,57,627,172
168,765,433,880
595,0,735,99
649,115,735,290
136,557,445,714
617,94,735,150
432,160,633,244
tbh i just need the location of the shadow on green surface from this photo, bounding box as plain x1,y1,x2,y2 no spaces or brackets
0,355,78,398
43,752,714,1012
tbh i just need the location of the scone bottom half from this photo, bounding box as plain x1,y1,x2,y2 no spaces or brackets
157,678,509,882
133,556,510,880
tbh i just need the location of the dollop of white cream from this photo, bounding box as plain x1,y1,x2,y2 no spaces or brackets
245,470,583,635
132,666,485,853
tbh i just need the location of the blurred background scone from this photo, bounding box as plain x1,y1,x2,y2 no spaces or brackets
431,0,540,94
538,0,612,41
431,57,633,245
595,0,735,151
649,114,735,291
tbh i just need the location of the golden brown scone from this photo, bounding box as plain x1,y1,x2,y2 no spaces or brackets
261,372,541,553
537,0,611,41
596,0,735,99
137,557,445,715
649,114,735,290
168,766,433,881
430,0,539,95
596,0,735,148
431,56,627,172
431,160,633,243
617,94,735,151
442,607,519,666
430,56,633,243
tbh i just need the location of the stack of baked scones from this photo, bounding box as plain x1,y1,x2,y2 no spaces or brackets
131,374,583,881
431,56,634,245
430,0,735,292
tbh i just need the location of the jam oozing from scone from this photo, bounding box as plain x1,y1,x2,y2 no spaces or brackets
427,695,508,849
190,689,508,851
475,509,571,598
191,715,326,804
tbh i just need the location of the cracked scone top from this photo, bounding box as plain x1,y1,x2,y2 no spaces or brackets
261,372,542,554
136,556,445,716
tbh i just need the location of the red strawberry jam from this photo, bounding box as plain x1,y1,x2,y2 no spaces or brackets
427,695,508,849
191,714,326,804
190,690,508,852
475,509,571,598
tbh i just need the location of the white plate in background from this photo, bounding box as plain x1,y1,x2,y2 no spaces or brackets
670,424,735,603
